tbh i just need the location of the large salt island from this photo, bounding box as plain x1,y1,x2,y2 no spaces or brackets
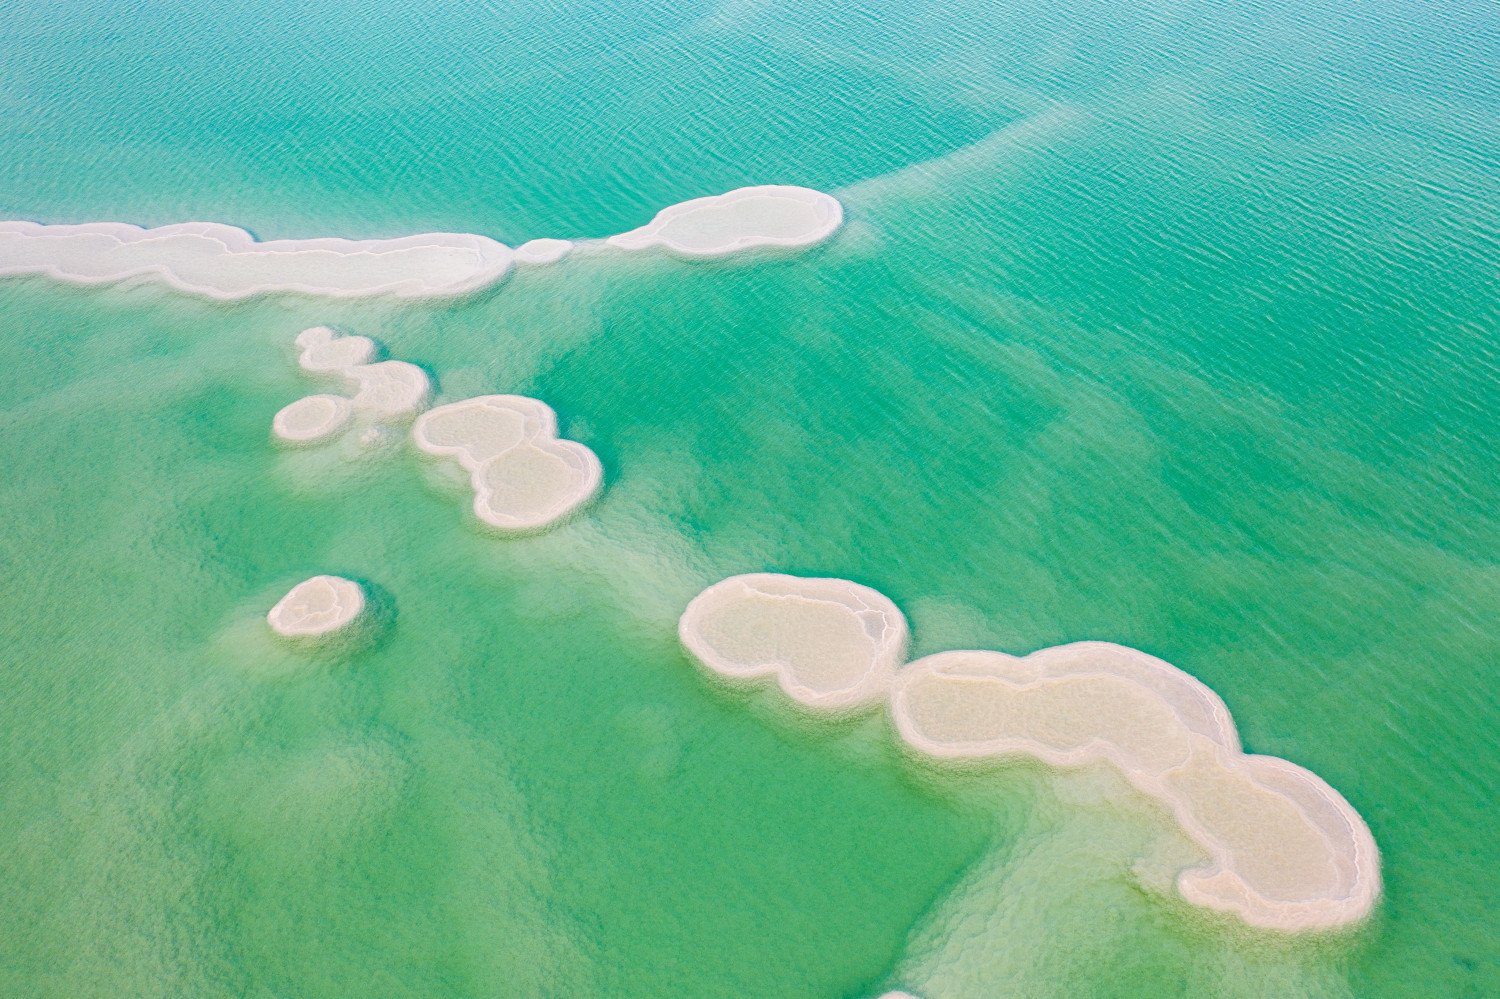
607,185,843,258
680,573,1380,932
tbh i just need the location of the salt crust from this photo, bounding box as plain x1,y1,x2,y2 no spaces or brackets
0,220,514,299
515,238,574,265
412,395,602,533
677,573,909,711
891,645,1380,931
606,185,843,258
272,326,431,444
0,187,842,299
271,394,352,443
679,575,1379,931
267,575,365,637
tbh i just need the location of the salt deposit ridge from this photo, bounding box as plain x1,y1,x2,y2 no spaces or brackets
413,394,602,533
0,185,842,299
267,575,365,637
679,573,1380,932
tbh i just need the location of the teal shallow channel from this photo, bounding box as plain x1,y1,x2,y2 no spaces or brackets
1,0,1497,996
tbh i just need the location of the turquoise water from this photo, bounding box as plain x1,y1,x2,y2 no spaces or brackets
2,0,1498,996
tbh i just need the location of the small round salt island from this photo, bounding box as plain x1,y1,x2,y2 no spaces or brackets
267,575,365,638
272,393,353,443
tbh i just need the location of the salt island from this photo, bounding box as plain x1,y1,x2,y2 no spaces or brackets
680,573,1380,932
272,326,430,445
677,573,909,711
267,575,365,637
0,185,843,300
412,394,602,533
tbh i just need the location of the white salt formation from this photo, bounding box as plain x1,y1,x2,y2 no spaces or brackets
267,575,365,637
271,394,352,443
679,576,1380,931
272,326,430,444
514,238,574,265
412,394,602,533
606,185,843,258
677,573,909,710
0,220,513,299
892,644,1380,931
0,187,844,300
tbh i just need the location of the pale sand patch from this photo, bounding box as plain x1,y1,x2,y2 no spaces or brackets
413,394,601,534
678,573,909,711
606,185,843,258
891,644,1380,931
0,220,514,299
266,575,365,637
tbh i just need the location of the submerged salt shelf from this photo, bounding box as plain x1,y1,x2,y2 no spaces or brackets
607,185,843,258
0,220,514,299
0,186,843,300
514,238,574,265
272,326,430,444
267,575,365,637
678,573,909,710
412,394,602,533
679,575,1379,931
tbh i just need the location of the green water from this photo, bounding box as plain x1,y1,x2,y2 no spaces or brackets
2,0,1497,996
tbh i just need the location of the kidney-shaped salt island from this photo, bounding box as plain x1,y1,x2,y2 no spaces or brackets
267,575,366,637
678,573,909,711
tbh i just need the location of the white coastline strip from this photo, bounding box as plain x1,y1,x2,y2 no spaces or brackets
412,394,602,533
267,575,365,637
678,573,909,711
0,220,515,299
678,575,1380,931
607,185,843,258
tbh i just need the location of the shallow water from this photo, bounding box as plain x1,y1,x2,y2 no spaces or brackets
2,0,1498,996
